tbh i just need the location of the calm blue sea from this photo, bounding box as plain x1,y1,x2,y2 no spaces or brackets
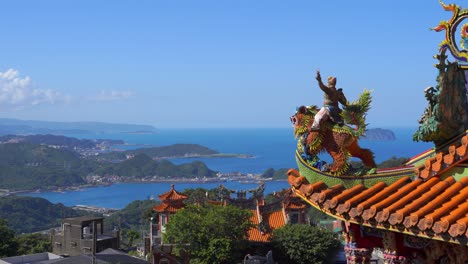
72,127,433,173
22,181,289,209
20,127,433,209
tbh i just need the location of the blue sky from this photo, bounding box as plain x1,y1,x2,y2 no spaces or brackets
0,1,463,128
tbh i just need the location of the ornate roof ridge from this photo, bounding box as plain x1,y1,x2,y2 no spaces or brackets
288,166,468,245
157,184,188,201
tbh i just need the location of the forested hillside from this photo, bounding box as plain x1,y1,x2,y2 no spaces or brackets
97,143,219,161
0,142,218,190
0,143,92,190
96,153,217,178
0,196,83,234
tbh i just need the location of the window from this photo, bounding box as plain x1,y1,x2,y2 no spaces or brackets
289,211,299,224
160,213,167,226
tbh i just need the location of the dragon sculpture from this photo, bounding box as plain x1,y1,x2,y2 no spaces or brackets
291,90,376,175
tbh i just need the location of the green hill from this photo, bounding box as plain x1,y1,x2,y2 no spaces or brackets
0,196,83,234
0,142,218,190
0,143,93,190
104,199,157,232
96,153,217,178
98,143,219,161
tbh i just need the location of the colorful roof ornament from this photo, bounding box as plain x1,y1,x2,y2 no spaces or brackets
433,1,468,67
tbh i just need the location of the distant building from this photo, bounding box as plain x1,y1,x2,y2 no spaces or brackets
51,216,120,257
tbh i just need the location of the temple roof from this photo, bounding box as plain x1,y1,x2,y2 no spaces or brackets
246,189,309,243
281,189,308,210
247,210,285,242
288,132,468,245
153,202,185,213
157,184,188,201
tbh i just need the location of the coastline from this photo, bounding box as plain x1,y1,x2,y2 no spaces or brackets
7,176,286,196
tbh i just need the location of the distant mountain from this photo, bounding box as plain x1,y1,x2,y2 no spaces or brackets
0,118,157,135
0,134,124,149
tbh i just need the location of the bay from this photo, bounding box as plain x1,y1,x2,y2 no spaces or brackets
22,181,290,209
68,127,433,174
19,127,434,209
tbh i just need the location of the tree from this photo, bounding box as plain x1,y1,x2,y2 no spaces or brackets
15,233,51,255
104,199,156,233
307,207,335,225
272,224,341,264
122,229,140,248
183,186,233,205
163,204,254,264
0,219,18,257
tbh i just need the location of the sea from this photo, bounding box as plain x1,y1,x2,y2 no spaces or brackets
19,127,433,209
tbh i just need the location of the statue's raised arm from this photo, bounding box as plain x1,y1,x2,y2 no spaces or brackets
315,70,328,92
312,71,347,130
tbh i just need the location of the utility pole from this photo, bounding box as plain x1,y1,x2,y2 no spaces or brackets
92,220,97,264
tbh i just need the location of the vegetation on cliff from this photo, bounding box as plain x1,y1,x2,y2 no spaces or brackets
0,196,83,234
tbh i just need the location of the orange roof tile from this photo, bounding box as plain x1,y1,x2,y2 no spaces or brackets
247,211,270,242
152,202,185,213
246,210,286,243
266,211,286,229
158,184,188,201
288,131,468,245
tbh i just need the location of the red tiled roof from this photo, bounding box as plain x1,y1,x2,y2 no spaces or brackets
153,202,185,213
158,184,188,201
281,189,308,210
288,132,468,245
247,210,286,242
267,211,286,230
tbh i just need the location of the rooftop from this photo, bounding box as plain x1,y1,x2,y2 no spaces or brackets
288,132,468,245
62,216,104,225
157,184,188,201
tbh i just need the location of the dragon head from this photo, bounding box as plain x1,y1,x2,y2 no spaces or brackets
290,105,318,138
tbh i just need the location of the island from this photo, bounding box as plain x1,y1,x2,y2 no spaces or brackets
362,128,396,141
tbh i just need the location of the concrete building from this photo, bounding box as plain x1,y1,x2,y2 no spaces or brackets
51,216,120,257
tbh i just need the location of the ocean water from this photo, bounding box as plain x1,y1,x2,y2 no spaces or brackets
20,127,433,209
70,127,434,174
23,181,290,209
